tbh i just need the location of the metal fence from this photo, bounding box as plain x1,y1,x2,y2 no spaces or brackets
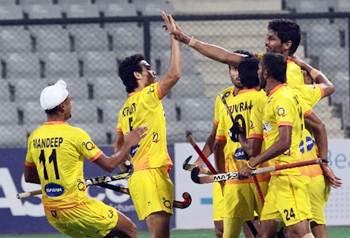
0,12,349,147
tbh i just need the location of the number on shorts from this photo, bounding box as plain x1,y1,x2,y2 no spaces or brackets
283,208,296,221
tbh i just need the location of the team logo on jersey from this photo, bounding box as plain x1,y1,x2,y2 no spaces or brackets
77,179,86,191
83,141,95,151
45,183,64,197
234,148,247,160
276,106,286,117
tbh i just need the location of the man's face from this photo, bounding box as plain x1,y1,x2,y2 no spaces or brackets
265,30,284,54
258,61,267,89
139,60,156,86
228,65,242,88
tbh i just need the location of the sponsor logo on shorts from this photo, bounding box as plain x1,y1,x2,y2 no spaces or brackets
77,179,86,191
45,183,64,197
162,198,172,209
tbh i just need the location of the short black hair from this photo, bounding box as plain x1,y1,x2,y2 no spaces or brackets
44,106,60,115
238,58,259,88
268,19,300,55
118,54,144,93
262,53,287,83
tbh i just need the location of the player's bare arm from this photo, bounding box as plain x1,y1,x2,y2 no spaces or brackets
238,134,263,158
289,55,335,97
158,12,181,99
94,126,147,172
240,126,292,177
305,112,342,188
213,139,226,174
24,165,40,184
162,13,243,67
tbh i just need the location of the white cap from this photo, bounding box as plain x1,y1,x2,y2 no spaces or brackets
40,80,69,110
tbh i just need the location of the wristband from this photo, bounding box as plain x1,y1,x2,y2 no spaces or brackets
320,159,328,164
188,36,196,47
246,161,256,170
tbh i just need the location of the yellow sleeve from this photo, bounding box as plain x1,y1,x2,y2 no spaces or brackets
248,103,264,139
286,61,304,88
296,84,322,108
213,95,221,125
24,135,35,167
76,129,102,162
215,106,227,141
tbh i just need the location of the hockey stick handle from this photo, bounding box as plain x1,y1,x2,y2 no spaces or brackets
186,133,218,174
16,189,42,199
252,159,321,175
17,170,132,199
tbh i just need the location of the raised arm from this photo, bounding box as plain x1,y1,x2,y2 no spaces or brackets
94,127,147,172
157,12,182,99
289,56,335,97
162,13,243,66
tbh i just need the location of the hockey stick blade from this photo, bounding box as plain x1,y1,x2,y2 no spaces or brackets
182,155,193,170
173,192,192,209
96,183,192,209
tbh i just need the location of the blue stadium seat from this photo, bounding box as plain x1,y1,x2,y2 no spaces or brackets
0,80,10,102
70,27,108,52
64,3,101,18
23,101,47,124
0,102,19,125
101,2,137,16
0,5,23,19
107,25,143,51
4,53,40,79
70,100,98,123
43,52,80,78
71,123,108,145
0,29,32,53
87,76,126,100
81,51,117,77
10,78,47,102
47,77,89,100
162,98,177,122
101,99,124,123
0,125,27,146
24,4,62,19
175,98,213,121
32,28,71,52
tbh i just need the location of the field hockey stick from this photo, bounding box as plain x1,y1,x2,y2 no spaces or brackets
191,158,322,184
17,167,133,199
220,94,265,205
186,132,218,174
182,156,211,175
96,183,192,209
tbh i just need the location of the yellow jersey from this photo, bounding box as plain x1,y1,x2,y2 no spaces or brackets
286,60,305,87
213,86,234,126
262,84,305,175
216,88,268,183
25,121,102,209
116,83,172,171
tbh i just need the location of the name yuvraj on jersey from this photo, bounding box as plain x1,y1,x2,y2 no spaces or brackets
33,137,63,149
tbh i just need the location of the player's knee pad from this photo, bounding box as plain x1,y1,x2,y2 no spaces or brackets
302,233,315,238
